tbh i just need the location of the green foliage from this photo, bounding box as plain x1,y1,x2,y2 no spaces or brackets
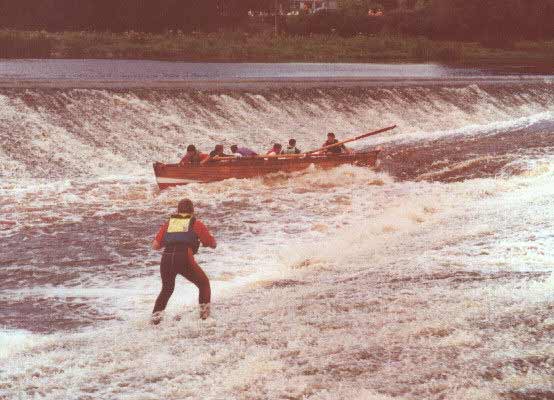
435,43,463,61
410,38,432,59
0,31,53,58
1,29,552,65
338,0,372,16
286,11,385,36
425,0,554,44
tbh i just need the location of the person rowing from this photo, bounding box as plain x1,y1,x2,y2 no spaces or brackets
202,144,231,163
151,198,216,323
180,144,209,165
283,138,301,154
230,144,257,157
266,143,283,156
322,132,351,154
209,144,230,158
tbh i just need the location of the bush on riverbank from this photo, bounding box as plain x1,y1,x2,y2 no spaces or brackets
0,29,553,65
285,11,386,36
0,31,53,58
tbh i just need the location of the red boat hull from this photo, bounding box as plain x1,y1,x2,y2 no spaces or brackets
153,151,380,189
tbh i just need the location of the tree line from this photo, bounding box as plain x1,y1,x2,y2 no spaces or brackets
0,0,553,44
0,0,251,31
293,0,554,43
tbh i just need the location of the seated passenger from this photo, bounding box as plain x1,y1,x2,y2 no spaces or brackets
323,132,350,154
180,144,209,165
209,144,230,158
283,138,301,154
201,144,231,164
230,144,257,157
266,143,283,156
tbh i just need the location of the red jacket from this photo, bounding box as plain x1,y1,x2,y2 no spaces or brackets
155,219,216,267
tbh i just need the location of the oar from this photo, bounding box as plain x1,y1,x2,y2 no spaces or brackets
195,125,395,164
255,125,396,159
305,125,397,154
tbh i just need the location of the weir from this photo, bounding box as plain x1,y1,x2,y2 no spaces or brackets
1,82,553,179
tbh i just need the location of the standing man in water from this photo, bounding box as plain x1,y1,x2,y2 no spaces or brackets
151,199,216,323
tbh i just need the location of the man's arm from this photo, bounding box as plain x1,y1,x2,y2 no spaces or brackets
152,222,168,251
193,220,217,249
200,155,214,164
179,156,189,166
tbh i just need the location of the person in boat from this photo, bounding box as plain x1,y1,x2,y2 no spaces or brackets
151,198,216,323
202,144,231,163
266,143,283,156
209,144,230,158
283,138,301,154
323,132,351,154
230,144,257,157
180,144,209,165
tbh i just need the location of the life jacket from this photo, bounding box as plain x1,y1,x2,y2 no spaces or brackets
324,139,342,153
283,145,300,154
162,213,200,253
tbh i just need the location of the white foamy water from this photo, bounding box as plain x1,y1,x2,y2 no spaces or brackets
1,79,553,399
1,160,552,399
0,83,553,179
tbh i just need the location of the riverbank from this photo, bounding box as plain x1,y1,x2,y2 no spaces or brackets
1,30,554,66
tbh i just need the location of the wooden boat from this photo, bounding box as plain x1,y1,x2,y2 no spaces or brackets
153,151,380,189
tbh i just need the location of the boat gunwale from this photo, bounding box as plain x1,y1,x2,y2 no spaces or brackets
153,150,380,187
155,150,380,170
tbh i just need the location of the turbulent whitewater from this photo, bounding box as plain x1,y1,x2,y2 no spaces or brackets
0,79,553,399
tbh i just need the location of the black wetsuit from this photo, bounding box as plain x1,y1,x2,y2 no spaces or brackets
152,247,211,314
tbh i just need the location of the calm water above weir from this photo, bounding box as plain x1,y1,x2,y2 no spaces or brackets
0,59,550,81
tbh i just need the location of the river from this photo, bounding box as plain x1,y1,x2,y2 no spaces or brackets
0,61,553,400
